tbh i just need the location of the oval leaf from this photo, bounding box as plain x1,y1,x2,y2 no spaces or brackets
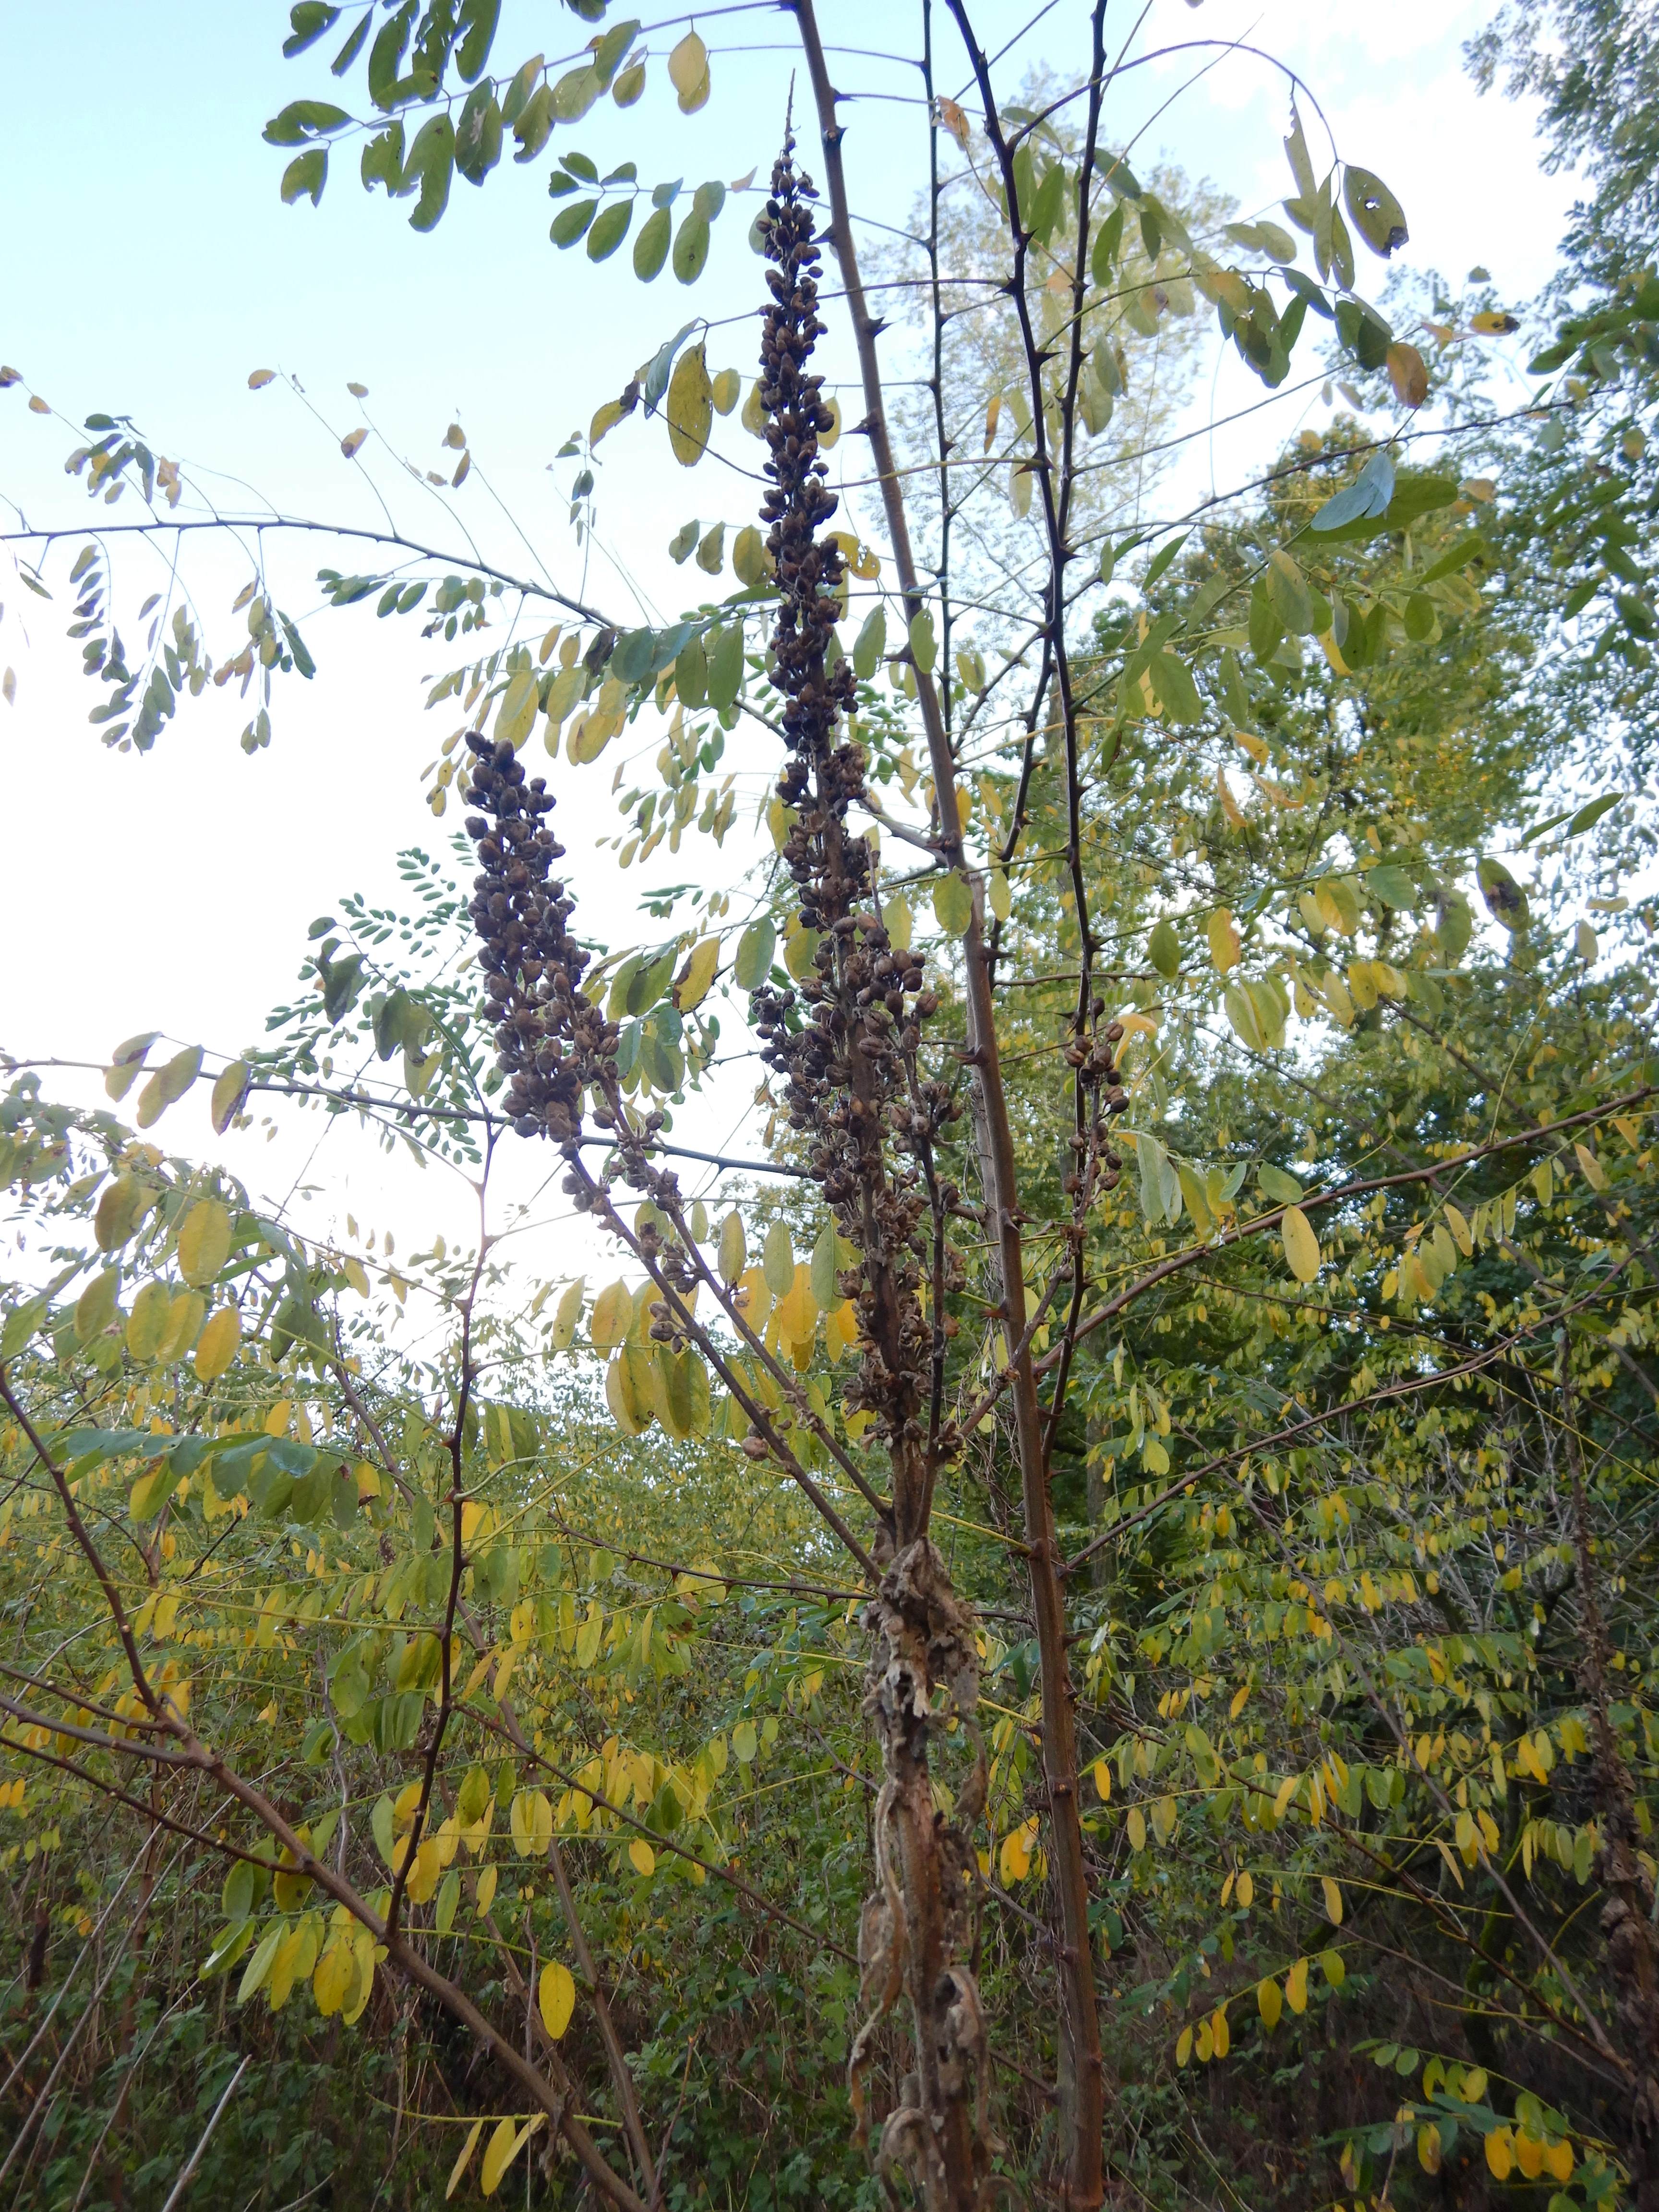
733,918,775,991
589,1279,633,1351
933,873,972,938
194,1304,241,1382
538,1957,576,2039
1281,1205,1321,1284
178,1199,233,1288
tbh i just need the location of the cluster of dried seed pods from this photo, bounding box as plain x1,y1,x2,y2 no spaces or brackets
462,734,613,1148
752,137,994,2207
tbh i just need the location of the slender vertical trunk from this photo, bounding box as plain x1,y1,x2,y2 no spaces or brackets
786,10,1105,2199
963,905,1105,2203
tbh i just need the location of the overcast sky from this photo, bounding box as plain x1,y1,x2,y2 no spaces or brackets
0,0,1578,1312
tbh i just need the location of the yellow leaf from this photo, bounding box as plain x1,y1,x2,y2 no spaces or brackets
1127,1806,1147,1851
651,1346,707,1440
156,1290,205,1363
782,919,818,980
1281,1205,1321,1285
1091,1758,1111,1803
1236,1870,1253,1908
178,1199,232,1287
193,1305,240,1382
715,1211,746,1286
1257,1976,1282,2029
481,2117,528,2197
1216,768,1246,827
313,1941,353,2017
543,663,585,733
1342,957,1378,1012
998,1817,1038,1884
446,2117,485,2200
589,1279,633,1351
1543,2138,1575,2182
135,1044,202,1128
340,1935,374,2025
775,1262,817,1346
628,1837,656,1878
269,1919,318,2010
1574,1140,1607,1190
570,697,621,763
1418,2122,1442,2174
824,1299,858,1363
1206,909,1240,974
126,1280,173,1362
1211,2006,1229,2058
509,1789,552,1859
129,1464,177,1521
732,524,770,586
538,1958,576,2039
495,670,539,750
1486,2127,1514,2180
1175,2024,1192,2066
406,1834,444,1904
606,1352,650,1436
95,1176,148,1250
666,29,709,110
1321,970,1355,1027
666,342,713,466
1321,1875,1343,1925
1284,1956,1309,2013
551,1277,585,1353
676,936,721,1011
475,1864,498,1917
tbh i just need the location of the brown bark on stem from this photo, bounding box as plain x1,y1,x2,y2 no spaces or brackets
784,8,1105,2200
